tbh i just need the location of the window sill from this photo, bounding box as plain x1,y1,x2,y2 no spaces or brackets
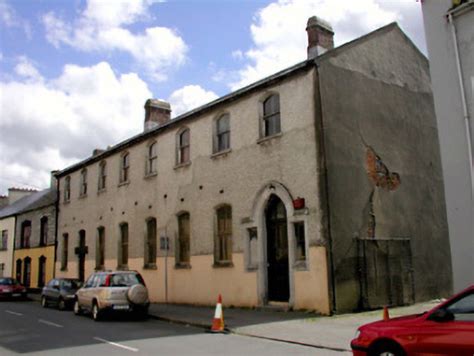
0,248,7,251
246,264,258,272
95,266,105,271
60,267,68,272
174,162,191,170
118,180,130,187
144,172,157,179
97,188,106,195
211,149,232,159
257,132,282,144
174,262,191,269
63,200,70,205
143,263,157,270
293,260,308,271
117,265,129,271
78,194,88,199
213,261,234,268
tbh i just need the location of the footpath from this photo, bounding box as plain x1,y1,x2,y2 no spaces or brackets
148,300,440,353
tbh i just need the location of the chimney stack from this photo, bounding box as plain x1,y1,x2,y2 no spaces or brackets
306,16,334,59
50,170,59,189
144,99,171,132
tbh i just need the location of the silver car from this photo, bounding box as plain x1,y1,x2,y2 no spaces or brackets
74,271,150,321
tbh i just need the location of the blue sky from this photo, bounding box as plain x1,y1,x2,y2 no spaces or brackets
0,0,426,195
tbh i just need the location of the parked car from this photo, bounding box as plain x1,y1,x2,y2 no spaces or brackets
0,278,27,300
351,285,474,356
74,271,149,321
41,278,82,310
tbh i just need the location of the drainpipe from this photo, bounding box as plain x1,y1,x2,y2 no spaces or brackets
54,176,60,278
447,11,474,198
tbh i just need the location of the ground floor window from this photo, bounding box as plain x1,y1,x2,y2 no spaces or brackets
294,222,306,263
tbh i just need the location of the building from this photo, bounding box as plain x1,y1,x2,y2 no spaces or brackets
422,0,474,292
0,188,37,277
7,180,57,290
54,18,451,313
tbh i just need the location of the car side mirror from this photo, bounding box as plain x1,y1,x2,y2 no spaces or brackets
428,309,454,322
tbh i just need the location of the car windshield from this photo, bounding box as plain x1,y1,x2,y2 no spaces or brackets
62,280,81,289
109,273,143,287
0,278,16,285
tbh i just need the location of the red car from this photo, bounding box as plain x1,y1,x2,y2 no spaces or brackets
351,285,474,356
0,278,27,299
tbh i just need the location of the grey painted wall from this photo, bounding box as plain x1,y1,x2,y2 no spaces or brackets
422,0,474,292
318,26,452,312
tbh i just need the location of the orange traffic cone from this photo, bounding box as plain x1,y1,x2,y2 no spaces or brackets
383,305,390,321
210,294,225,333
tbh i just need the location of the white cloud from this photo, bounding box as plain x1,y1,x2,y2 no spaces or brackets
168,85,219,117
42,0,187,82
0,61,152,194
230,0,424,90
14,56,43,82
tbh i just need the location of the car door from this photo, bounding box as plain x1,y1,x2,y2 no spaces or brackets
78,275,95,311
411,291,474,355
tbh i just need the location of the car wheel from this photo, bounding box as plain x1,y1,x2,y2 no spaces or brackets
73,299,82,316
41,296,48,308
92,302,102,322
369,341,405,356
58,297,66,311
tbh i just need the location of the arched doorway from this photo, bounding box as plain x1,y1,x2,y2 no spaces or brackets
23,257,31,287
265,194,289,302
38,256,46,288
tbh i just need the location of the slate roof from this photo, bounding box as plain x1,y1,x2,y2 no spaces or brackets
0,188,56,219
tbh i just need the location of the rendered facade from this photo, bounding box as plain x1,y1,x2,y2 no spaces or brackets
0,188,37,278
11,187,57,290
422,0,474,292
54,19,451,313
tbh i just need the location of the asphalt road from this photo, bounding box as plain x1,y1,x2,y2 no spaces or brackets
0,300,347,355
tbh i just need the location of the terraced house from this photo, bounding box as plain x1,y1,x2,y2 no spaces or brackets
54,18,451,313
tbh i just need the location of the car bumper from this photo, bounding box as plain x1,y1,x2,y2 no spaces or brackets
0,292,27,299
351,340,368,356
100,302,149,314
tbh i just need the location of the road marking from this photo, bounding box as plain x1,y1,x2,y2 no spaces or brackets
94,337,139,352
38,319,63,328
5,310,23,316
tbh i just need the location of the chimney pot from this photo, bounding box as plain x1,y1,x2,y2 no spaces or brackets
306,16,334,59
144,99,171,131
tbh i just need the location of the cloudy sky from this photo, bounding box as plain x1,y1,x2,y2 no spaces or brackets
0,0,426,195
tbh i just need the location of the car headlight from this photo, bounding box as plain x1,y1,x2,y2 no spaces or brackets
354,329,361,339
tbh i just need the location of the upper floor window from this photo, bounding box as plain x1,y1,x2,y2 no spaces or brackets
214,114,230,153
20,220,31,248
215,205,232,264
145,218,157,267
0,230,7,250
120,153,130,183
64,176,71,202
98,161,107,191
177,128,190,165
146,142,157,175
262,94,281,137
40,216,48,246
177,212,190,266
79,169,88,196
